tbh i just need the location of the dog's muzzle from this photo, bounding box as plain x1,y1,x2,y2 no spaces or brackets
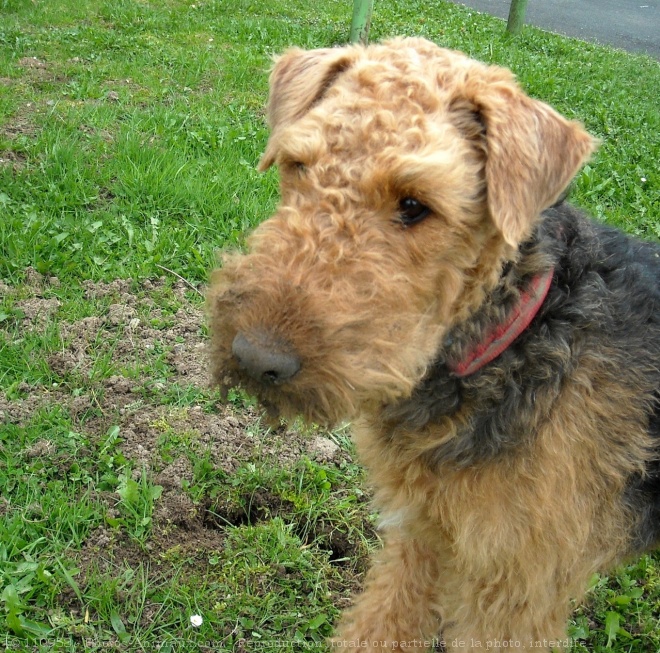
231,331,301,385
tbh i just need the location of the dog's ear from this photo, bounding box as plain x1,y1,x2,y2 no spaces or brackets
463,67,596,247
258,47,357,171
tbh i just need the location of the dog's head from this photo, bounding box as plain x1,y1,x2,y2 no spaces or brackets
207,38,595,425
259,37,595,246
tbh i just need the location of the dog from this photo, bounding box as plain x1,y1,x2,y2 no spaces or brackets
207,37,660,651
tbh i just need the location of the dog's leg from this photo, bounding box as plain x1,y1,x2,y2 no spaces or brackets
332,532,443,651
436,561,575,652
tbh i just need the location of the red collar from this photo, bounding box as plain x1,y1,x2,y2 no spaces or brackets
449,268,555,378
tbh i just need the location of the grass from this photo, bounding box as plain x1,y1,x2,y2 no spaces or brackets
0,0,658,652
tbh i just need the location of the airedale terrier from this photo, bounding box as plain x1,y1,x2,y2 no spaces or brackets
207,38,660,651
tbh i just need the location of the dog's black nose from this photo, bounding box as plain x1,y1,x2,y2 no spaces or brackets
231,332,301,385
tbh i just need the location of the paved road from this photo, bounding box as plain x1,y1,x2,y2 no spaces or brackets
447,0,660,59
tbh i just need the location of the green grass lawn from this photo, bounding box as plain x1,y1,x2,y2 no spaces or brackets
0,0,659,652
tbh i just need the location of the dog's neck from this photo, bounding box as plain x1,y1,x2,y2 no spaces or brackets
380,207,567,435
380,258,557,433
447,267,555,377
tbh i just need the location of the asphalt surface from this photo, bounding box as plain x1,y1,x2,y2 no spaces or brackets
447,0,660,59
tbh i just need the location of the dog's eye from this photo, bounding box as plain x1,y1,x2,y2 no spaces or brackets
398,197,431,226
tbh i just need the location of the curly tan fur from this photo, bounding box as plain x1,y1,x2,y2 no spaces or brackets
207,38,660,652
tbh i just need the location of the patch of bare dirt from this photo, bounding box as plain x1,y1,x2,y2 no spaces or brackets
2,268,350,469
16,55,69,86
0,113,38,141
18,56,48,70
14,296,61,326
206,489,297,529
0,149,28,172
1,271,359,601
0,94,41,145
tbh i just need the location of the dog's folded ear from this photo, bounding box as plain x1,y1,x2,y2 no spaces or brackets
463,67,597,247
258,47,357,171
